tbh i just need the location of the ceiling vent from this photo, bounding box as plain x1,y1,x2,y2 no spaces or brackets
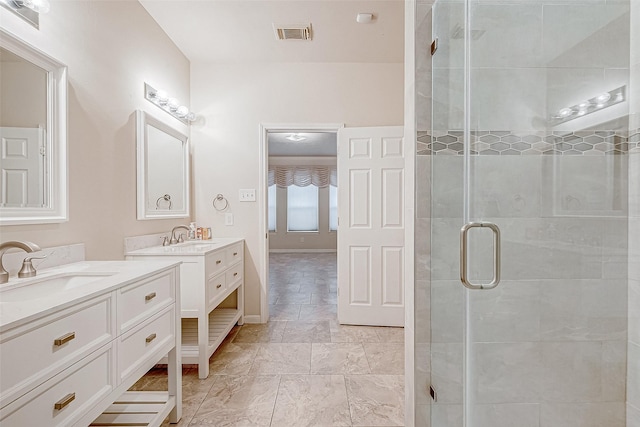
273,24,312,41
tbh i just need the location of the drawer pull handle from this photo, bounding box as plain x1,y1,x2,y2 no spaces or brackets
233,252,238,256
216,260,222,265
54,392,75,410
146,333,157,343
54,332,75,346
216,284,222,289
233,272,238,277
145,292,157,301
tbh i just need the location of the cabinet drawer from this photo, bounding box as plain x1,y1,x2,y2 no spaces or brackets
0,344,114,427
205,250,227,277
207,272,227,306
118,306,175,381
226,263,243,288
226,243,243,264
0,294,114,408
118,270,175,333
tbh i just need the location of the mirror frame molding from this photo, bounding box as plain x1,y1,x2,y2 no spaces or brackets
0,28,68,225
136,110,190,220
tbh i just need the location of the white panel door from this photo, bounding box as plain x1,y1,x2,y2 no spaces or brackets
337,126,405,326
0,127,44,207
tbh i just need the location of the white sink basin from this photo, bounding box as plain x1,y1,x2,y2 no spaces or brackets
0,272,115,302
178,240,221,247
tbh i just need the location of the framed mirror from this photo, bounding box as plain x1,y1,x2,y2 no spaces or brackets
0,28,68,225
136,110,190,220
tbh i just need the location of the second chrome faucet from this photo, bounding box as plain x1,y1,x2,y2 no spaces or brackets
169,225,190,245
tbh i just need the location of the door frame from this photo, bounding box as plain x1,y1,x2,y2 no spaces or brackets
258,122,344,323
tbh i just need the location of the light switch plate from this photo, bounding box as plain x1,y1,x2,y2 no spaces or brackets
225,212,234,225
239,189,256,202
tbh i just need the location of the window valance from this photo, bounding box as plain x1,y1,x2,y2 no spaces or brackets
268,165,337,188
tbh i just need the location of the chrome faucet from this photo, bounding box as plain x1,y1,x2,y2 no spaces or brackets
169,225,190,245
0,241,41,284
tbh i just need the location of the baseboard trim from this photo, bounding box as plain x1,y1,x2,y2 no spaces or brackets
243,315,263,324
269,249,337,253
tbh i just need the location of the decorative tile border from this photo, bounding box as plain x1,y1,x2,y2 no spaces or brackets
630,128,640,154
417,130,634,156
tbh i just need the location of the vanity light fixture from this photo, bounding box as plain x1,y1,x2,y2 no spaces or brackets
0,0,50,28
144,83,196,124
285,133,307,142
549,85,626,125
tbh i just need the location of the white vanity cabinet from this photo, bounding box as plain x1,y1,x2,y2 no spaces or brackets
126,238,244,379
0,261,182,427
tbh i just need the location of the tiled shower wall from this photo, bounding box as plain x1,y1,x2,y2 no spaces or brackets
426,150,628,426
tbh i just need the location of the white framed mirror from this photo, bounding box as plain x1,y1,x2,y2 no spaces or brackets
136,110,190,220
0,28,68,225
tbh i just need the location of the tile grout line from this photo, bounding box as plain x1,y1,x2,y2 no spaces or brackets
268,375,283,427
343,373,355,426
186,373,220,426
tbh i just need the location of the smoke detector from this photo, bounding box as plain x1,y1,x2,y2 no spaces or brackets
273,23,312,40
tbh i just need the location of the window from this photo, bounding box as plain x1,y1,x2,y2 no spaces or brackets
329,185,338,231
268,185,277,231
287,185,318,231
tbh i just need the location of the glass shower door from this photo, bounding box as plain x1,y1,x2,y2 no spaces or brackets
428,0,631,426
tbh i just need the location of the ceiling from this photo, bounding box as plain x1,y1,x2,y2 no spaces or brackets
268,132,337,156
139,0,404,63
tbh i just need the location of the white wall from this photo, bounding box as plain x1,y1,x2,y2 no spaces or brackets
191,62,404,317
0,1,191,259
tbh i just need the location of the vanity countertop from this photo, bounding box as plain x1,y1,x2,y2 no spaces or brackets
125,237,243,257
0,260,180,331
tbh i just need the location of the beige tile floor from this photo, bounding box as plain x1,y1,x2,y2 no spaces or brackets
133,252,405,426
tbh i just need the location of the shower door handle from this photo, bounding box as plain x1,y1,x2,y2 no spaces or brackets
460,222,501,290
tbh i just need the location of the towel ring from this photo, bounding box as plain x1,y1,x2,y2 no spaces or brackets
156,194,172,210
212,194,228,211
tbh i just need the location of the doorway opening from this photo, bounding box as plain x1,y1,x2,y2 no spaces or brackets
258,123,343,323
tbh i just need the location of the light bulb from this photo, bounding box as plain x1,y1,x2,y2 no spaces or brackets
167,98,179,111
578,101,591,109
558,108,573,118
596,93,611,103
176,106,189,117
156,90,168,105
186,112,196,122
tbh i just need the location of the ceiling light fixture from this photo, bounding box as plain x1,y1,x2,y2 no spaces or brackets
144,83,196,124
286,133,307,142
549,85,626,125
356,13,374,24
